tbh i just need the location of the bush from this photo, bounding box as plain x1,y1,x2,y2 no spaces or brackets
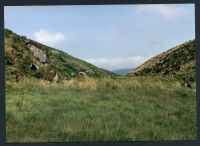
4,29,13,37
36,66,56,81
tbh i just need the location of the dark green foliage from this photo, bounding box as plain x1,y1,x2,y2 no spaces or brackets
4,28,14,37
21,65,37,77
63,64,79,74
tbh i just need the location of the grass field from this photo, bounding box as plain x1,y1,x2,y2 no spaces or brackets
6,77,197,142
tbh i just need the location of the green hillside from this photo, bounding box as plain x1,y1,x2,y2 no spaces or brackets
5,29,115,82
128,40,196,83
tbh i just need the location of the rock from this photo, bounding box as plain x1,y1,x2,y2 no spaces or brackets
71,73,76,77
77,72,86,77
53,73,58,82
61,76,68,80
27,44,47,63
43,80,50,84
75,72,87,79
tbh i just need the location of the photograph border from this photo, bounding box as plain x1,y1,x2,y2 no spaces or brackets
0,0,199,146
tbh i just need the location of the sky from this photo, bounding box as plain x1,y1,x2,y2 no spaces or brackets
4,4,195,71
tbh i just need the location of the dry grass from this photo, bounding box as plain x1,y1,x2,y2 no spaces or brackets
7,76,195,92
7,76,98,91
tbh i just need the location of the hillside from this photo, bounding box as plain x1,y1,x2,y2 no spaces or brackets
128,40,196,83
5,29,115,81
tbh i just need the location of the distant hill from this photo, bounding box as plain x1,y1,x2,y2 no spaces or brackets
5,29,116,81
112,68,134,75
128,40,196,83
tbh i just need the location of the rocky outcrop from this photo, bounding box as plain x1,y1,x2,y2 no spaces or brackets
27,44,47,63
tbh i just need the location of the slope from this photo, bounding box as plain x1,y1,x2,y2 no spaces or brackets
5,29,115,81
128,40,196,83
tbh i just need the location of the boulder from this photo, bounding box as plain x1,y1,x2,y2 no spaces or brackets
53,73,58,82
27,44,47,63
75,72,87,80
77,72,86,77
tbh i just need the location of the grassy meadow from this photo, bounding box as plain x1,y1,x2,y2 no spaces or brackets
6,76,197,142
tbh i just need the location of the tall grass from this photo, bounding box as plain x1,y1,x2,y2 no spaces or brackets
6,76,197,142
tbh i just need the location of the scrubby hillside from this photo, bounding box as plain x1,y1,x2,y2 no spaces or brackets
128,40,195,83
5,29,115,81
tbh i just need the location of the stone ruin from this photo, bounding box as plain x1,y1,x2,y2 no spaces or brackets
27,44,47,63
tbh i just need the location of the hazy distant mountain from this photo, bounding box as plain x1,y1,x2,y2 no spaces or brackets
112,68,134,75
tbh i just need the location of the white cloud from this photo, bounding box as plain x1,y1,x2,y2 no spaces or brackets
137,4,186,19
34,29,65,47
84,56,151,70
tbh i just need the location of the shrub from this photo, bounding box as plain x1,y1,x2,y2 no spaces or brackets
36,66,56,81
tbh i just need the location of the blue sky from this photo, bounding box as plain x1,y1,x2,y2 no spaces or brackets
4,4,195,70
